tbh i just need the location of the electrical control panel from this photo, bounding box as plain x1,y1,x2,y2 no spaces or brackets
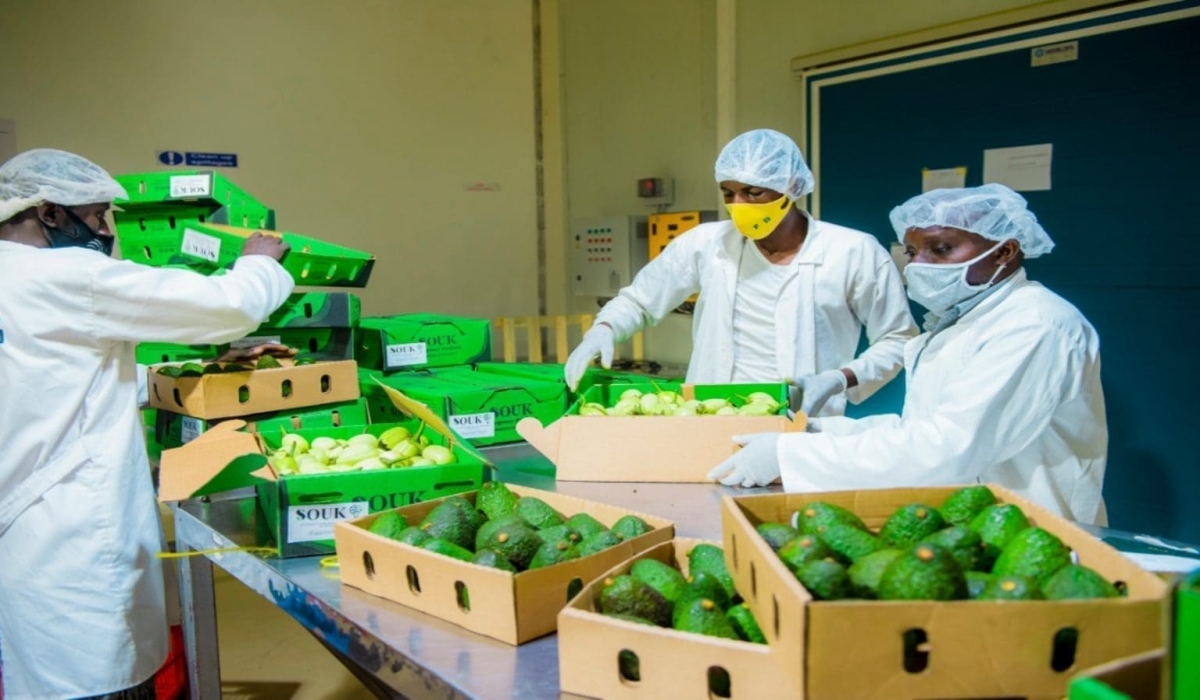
648,210,720,261
569,216,649,297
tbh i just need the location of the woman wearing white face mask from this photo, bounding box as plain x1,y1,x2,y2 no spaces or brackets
708,184,1108,525
563,129,917,418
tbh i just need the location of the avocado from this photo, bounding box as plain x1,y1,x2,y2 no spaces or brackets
420,497,483,551
293,356,319,366
969,504,1031,566
476,522,542,570
846,548,903,599
965,571,992,599
726,603,766,644
514,497,565,530
630,559,688,604
202,362,224,375
678,571,731,611
255,355,283,370
979,575,1042,600
471,548,517,572
577,530,623,557
878,503,947,548
991,527,1072,585
878,544,967,601
603,613,656,626
940,485,998,525
366,512,408,540
673,598,739,640
778,535,834,573
419,538,474,562
156,365,184,377
794,559,851,601
597,575,673,627
756,522,801,552
475,514,531,550
528,539,581,569
1041,564,1119,600
394,526,431,547
477,481,519,520
821,523,882,564
687,544,736,600
794,501,869,535
920,525,986,573
611,515,653,541
179,362,206,377
537,524,581,546
564,512,608,539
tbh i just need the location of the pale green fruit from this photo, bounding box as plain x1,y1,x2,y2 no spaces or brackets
714,406,738,416
657,391,679,405
310,437,338,452
422,445,455,465
609,399,638,416
702,398,730,412
395,440,421,459
678,405,698,416
746,392,778,405
659,405,678,416
336,444,377,466
307,447,329,464
269,453,298,475
418,435,430,448
357,457,387,471
326,462,361,472
737,402,775,416
579,404,607,417
409,456,435,467
348,433,380,449
378,426,411,449
280,433,309,454
296,456,326,474
681,399,702,411
638,394,661,414
619,388,643,402
378,450,401,466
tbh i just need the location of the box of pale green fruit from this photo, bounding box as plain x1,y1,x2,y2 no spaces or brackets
516,382,804,483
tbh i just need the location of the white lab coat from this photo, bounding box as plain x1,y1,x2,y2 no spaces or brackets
0,242,293,699
781,269,1108,524
595,217,917,415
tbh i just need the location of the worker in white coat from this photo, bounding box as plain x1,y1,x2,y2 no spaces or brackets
0,149,295,699
564,129,917,417
708,184,1108,525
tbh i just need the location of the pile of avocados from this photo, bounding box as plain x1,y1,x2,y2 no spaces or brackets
757,486,1123,602
594,543,765,645
365,481,654,573
155,355,319,378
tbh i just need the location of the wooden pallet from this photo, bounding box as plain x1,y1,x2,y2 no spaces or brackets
493,314,644,363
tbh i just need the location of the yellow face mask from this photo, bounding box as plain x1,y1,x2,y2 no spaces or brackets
724,194,794,240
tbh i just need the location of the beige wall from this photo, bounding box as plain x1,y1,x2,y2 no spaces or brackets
0,0,539,320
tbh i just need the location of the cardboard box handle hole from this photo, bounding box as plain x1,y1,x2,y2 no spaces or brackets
566,577,583,603
617,650,640,685
238,385,250,404
707,666,731,699
172,387,182,408
772,595,780,640
281,380,293,399
362,551,376,580
303,302,313,318
902,628,930,673
750,562,757,600
455,581,470,612
406,565,421,594
321,375,331,393
325,263,337,280
1051,627,1079,672
730,533,739,569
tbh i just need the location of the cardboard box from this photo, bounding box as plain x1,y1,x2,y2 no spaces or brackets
155,398,371,448
1069,650,1163,700
256,292,361,330
334,484,674,644
148,359,360,420
721,486,1170,700
356,313,492,371
365,367,569,446
558,538,793,699
135,342,220,365
115,220,376,288
158,385,490,557
517,382,803,483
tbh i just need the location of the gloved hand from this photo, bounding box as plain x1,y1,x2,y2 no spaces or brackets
787,370,849,417
564,324,615,391
706,433,782,488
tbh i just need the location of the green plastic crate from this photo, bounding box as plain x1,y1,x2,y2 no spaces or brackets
569,380,788,415
135,342,220,365
357,313,492,371
1176,569,1200,699
156,398,371,449
363,368,567,446
114,170,269,209
259,292,361,329
225,327,356,361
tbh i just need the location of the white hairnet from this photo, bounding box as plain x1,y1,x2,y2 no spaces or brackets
0,148,127,224
889,183,1055,258
714,129,814,201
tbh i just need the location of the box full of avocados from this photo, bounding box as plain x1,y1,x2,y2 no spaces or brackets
356,313,492,371
721,485,1169,699
366,367,568,446
334,483,674,644
148,358,359,419
516,381,802,483
155,397,371,448
157,384,489,558
558,538,793,699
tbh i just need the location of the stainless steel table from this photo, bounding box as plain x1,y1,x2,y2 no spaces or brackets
173,443,762,699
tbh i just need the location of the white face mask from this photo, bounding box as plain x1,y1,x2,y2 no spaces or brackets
903,242,1007,315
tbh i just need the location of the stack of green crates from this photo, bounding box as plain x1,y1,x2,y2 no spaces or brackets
356,313,492,372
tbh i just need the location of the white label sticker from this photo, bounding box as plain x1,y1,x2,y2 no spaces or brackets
385,342,428,368
449,412,496,439
287,501,369,543
1031,41,1079,67
180,416,205,444
168,174,212,198
181,228,221,262
230,335,282,349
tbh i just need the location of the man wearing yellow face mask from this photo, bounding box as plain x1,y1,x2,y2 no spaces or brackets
564,129,917,418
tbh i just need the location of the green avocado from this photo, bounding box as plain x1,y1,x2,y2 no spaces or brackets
991,527,1072,585
794,501,869,535
821,523,883,564
630,559,688,604
726,603,766,644
778,535,834,573
394,526,431,547
878,544,967,601
419,538,473,562
1041,564,1120,600
878,503,947,548
920,525,986,573
673,598,739,640
476,522,542,571
366,512,407,540
687,544,735,600
577,530,623,557
794,559,851,601
477,481,519,521
597,575,673,627
564,512,609,539
514,497,565,530
978,575,1042,600
528,538,581,569
846,548,904,599
471,549,518,572
611,515,653,541
940,485,998,525
756,522,801,552
969,504,1031,567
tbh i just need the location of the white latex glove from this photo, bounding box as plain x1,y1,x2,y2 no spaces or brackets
564,324,615,391
706,433,782,488
787,370,849,417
